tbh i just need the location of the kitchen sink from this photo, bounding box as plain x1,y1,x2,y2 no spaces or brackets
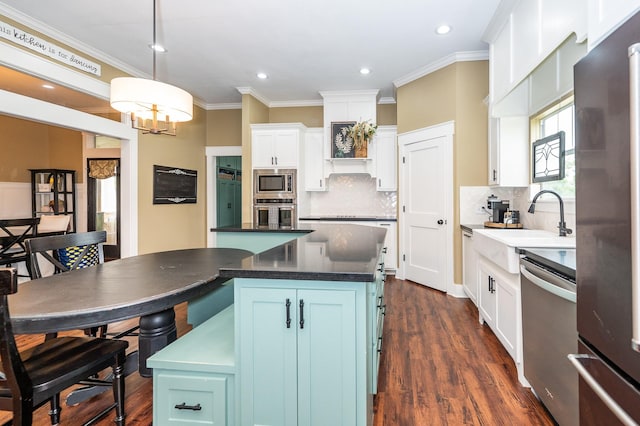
473,228,576,273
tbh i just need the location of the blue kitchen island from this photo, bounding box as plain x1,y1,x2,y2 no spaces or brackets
148,223,388,426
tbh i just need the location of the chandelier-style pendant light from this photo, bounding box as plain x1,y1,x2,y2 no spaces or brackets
110,0,193,135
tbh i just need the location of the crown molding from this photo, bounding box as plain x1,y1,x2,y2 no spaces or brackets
206,102,242,110
236,86,271,107
319,89,379,99
378,97,396,105
393,50,489,88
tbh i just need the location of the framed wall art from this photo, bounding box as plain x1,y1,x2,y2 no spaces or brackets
331,121,356,158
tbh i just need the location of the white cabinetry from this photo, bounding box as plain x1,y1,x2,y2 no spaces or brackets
251,123,305,169
376,222,397,271
486,0,586,104
373,126,397,191
462,230,478,305
303,128,325,191
587,1,640,49
477,257,519,363
236,282,362,426
488,116,529,187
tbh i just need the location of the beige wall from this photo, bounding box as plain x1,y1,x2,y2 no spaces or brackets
241,95,269,223
137,105,208,254
377,103,397,126
0,115,82,182
269,106,323,127
397,61,488,285
206,109,242,146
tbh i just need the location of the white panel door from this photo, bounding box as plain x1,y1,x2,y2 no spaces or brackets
402,135,447,291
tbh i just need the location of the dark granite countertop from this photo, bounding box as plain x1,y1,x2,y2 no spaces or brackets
519,247,576,280
219,223,387,282
211,223,313,233
299,216,397,222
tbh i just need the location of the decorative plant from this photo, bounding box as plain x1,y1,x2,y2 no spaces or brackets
348,120,378,149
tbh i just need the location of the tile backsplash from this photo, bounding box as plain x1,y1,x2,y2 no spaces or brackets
304,174,397,217
459,185,576,235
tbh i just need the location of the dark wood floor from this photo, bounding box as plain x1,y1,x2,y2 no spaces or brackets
1,277,554,425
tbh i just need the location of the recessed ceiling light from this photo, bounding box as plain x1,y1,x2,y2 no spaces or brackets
257,72,268,79
42,84,54,89
436,24,451,35
360,68,371,75
149,44,167,53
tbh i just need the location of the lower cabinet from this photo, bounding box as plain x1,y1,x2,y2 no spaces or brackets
462,230,478,305
235,279,370,426
477,257,519,362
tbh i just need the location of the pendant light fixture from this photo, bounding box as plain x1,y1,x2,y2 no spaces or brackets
110,0,193,135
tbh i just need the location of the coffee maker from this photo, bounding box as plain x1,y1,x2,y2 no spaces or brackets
492,201,510,223
486,195,510,223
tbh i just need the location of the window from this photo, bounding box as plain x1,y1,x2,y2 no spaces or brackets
531,97,575,198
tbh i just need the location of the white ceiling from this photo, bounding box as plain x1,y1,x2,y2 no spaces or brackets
0,0,501,108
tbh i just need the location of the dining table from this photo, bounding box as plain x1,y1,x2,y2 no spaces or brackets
8,247,252,378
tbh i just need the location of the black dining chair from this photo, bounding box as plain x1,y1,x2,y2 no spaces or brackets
0,218,40,277
0,268,128,425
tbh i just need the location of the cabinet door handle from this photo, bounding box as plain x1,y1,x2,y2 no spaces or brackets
492,169,497,182
275,156,278,165
285,298,291,328
271,156,274,165
175,402,202,411
320,179,323,187
378,178,381,187
299,299,305,329
488,276,491,293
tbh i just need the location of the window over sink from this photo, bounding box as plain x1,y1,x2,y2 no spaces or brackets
530,96,575,199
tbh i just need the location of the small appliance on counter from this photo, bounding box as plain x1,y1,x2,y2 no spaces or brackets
484,195,522,228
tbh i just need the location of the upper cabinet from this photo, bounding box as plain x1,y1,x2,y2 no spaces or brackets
488,116,529,187
303,128,326,191
372,126,397,192
251,123,305,169
486,0,587,105
587,1,640,49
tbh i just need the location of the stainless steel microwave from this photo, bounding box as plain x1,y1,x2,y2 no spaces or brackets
253,169,296,200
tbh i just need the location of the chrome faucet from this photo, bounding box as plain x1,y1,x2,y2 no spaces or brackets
528,190,573,237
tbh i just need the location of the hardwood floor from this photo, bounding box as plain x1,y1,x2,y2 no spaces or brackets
1,277,554,425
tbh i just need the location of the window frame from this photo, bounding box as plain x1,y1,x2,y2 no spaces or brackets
529,95,576,202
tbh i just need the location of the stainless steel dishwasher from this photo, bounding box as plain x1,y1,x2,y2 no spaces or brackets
520,249,577,426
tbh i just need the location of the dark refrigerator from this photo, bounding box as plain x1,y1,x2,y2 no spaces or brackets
573,10,640,425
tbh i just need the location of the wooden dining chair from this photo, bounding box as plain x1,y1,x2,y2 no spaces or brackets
0,268,128,425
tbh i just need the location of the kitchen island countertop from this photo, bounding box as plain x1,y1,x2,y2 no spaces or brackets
219,223,387,282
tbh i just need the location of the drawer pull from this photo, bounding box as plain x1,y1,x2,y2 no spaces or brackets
299,299,305,329
175,402,202,411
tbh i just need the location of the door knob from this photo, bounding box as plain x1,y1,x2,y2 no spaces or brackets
437,219,444,225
